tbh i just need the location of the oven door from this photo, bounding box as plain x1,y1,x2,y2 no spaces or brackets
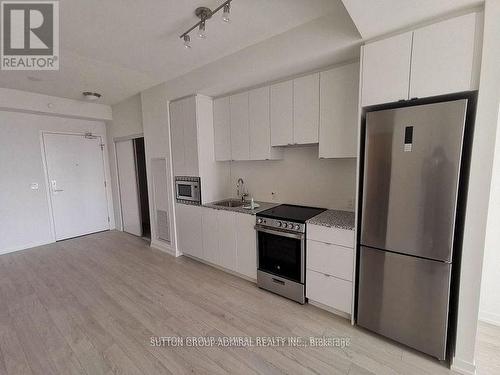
256,225,305,283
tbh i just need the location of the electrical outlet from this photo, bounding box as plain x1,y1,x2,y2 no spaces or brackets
30,182,39,190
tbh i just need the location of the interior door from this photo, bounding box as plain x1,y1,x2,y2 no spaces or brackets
115,139,141,236
44,133,109,240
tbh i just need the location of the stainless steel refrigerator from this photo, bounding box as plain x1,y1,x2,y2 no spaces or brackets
357,99,470,361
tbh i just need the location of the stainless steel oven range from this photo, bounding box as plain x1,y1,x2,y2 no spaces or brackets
255,204,326,304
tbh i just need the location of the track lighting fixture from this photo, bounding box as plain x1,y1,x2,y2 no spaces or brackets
180,0,232,49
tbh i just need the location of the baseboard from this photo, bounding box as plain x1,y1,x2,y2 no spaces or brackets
183,254,257,283
308,299,351,320
0,239,53,256
451,357,476,375
478,310,500,326
150,240,177,257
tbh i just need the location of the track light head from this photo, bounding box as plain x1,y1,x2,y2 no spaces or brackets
222,3,230,23
183,34,191,48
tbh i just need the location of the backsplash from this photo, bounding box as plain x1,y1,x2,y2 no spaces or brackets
227,145,356,210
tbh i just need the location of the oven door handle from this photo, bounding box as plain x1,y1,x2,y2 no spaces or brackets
254,225,304,240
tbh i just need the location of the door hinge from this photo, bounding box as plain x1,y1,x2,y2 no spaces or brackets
107,216,110,223
100,143,105,150
104,180,107,187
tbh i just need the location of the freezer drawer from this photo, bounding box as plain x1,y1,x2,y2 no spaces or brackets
357,246,452,360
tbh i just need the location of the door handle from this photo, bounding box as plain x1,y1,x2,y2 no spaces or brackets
51,180,63,192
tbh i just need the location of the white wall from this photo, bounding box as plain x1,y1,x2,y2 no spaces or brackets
0,87,112,120
0,111,113,254
141,83,176,255
229,146,356,210
453,0,500,373
162,12,360,101
107,94,144,227
480,105,500,326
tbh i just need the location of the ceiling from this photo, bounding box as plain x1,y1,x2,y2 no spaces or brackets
341,0,483,39
0,0,342,105
0,0,484,106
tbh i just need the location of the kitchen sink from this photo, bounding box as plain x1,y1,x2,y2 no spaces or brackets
212,199,245,208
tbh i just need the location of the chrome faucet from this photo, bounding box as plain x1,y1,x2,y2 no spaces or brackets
237,178,248,202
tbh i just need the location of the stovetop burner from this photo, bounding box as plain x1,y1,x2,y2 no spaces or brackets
257,204,327,223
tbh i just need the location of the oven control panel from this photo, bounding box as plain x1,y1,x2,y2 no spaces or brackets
256,217,305,233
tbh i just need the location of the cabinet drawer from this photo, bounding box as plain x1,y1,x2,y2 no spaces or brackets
307,240,353,281
307,224,354,248
306,269,352,314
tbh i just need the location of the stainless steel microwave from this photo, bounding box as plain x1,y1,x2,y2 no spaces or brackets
175,176,201,204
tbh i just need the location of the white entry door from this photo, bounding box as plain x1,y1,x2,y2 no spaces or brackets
115,139,141,236
44,133,110,240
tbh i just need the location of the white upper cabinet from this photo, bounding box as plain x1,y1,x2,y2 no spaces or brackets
249,86,282,160
270,80,294,146
361,32,413,107
169,96,199,176
182,96,200,176
319,63,360,159
229,92,250,161
361,13,480,107
213,97,231,161
410,13,478,99
169,99,186,176
293,73,320,144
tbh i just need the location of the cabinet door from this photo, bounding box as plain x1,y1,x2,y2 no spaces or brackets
270,81,293,146
229,92,250,160
319,63,360,158
169,99,185,176
249,86,271,160
361,32,412,107
176,204,202,258
217,210,238,272
293,73,319,144
410,13,477,99
306,270,352,314
182,96,199,176
236,213,257,279
201,207,219,265
213,97,232,161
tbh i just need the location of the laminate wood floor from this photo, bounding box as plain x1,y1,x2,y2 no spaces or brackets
0,231,498,375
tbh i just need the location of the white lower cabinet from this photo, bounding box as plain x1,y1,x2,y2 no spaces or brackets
307,240,353,282
201,207,219,264
306,270,352,314
217,210,238,272
236,213,257,279
306,223,355,317
176,203,203,259
193,208,258,280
